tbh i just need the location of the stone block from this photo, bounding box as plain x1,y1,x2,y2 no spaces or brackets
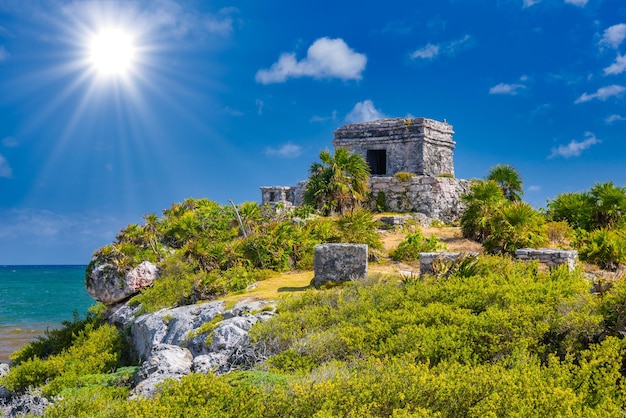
313,244,368,286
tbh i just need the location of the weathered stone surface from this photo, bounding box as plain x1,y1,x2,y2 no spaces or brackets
130,301,224,361
1,388,48,418
369,176,470,224
131,344,193,399
104,301,143,328
86,261,159,305
333,118,455,177
313,244,368,286
515,248,578,271
192,353,229,374
0,364,11,401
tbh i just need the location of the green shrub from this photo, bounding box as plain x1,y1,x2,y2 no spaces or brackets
336,209,383,251
391,231,445,261
438,173,454,178
130,254,198,313
375,191,387,213
575,228,626,271
483,201,548,254
2,323,129,397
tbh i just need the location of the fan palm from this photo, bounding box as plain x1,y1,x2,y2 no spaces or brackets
486,164,523,201
304,148,370,215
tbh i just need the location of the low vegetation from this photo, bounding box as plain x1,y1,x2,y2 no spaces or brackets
4,156,626,416
33,255,626,416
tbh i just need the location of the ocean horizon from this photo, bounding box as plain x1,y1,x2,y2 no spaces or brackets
0,265,94,363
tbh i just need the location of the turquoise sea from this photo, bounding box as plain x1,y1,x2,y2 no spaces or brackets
0,265,94,363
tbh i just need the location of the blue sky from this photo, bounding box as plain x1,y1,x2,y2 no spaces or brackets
0,0,624,264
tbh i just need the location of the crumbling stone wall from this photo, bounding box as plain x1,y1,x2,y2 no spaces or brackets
370,176,470,224
260,186,296,207
333,118,455,177
515,248,578,271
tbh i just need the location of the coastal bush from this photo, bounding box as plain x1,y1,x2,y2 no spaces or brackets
546,182,626,232
483,201,548,253
574,228,626,271
394,171,414,182
2,323,129,397
336,209,383,251
391,231,445,261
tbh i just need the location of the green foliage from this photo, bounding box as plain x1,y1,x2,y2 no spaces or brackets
9,308,104,365
438,172,454,178
486,164,524,202
391,231,446,261
336,209,383,251
546,182,626,231
483,201,548,253
304,148,370,215
2,323,129,397
394,171,415,182
575,228,626,271
462,180,547,253
461,180,508,242
130,253,198,313
545,220,574,248
35,254,626,416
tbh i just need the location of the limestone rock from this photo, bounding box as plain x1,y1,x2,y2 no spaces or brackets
86,261,159,305
313,243,368,286
131,344,192,399
130,301,224,361
0,364,11,401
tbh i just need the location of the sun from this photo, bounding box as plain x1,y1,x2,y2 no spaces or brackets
89,28,135,76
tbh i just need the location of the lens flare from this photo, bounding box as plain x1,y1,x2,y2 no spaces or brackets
89,29,135,76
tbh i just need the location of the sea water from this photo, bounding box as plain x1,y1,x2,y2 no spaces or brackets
0,265,94,363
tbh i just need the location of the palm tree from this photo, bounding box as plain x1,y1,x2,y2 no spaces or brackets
303,148,370,215
486,164,523,202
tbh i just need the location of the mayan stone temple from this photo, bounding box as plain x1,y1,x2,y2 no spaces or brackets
261,117,471,223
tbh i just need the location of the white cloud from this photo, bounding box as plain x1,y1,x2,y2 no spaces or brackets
575,85,626,103
223,106,243,117
410,44,440,59
0,154,12,178
345,100,386,124
549,132,600,159
600,24,626,49
605,114,626,124
564,0,588,7
2,136,17,147
255,99,264,116
310,110,338,123
604,54,626,75
489,83,526,95
410,35,471,61
0,46,9,61
265,142,303,159
527,185,541,192
255,37,367,84
523,0,541,8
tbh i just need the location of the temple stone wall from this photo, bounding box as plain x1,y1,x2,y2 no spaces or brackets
333,118,455,177
369,176,470,224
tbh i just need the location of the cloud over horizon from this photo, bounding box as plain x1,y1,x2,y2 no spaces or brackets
549,132,600,159
345,100,386,123
575,85,626,103
605,114,626,124
564,0,588,7
255,37,367,84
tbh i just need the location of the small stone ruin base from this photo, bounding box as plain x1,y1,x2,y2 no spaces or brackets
419,249,578,276
514,248,578,271
313,244,368,286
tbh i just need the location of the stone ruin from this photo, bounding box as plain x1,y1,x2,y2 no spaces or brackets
260,117,470,223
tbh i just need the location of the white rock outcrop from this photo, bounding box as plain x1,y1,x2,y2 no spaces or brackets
86,261,159,305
